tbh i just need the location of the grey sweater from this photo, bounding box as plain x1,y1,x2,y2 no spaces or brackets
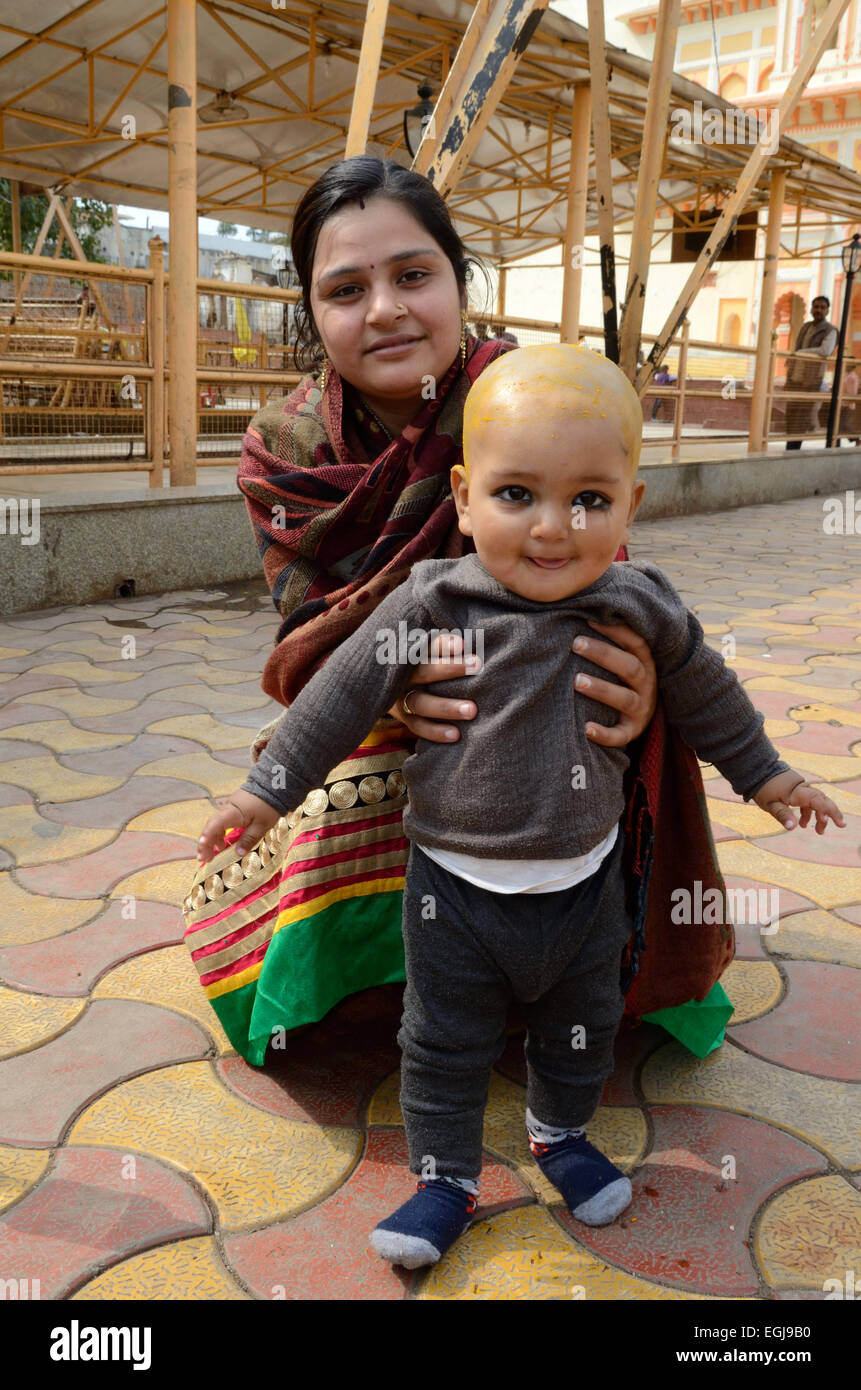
242,554,788,858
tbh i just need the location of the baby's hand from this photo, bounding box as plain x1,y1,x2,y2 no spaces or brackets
753,770,845,834
197,790,282,864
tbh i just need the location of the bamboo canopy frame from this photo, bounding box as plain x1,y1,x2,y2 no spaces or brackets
3,0,861,474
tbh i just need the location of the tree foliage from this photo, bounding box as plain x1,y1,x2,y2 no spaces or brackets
0,182,113,262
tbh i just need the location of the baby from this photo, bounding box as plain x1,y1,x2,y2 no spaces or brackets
196,344,843,1270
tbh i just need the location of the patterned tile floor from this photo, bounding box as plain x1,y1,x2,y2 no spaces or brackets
0,496,859,1301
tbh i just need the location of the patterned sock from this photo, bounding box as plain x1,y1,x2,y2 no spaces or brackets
526,1109,632,1226
526,1108,585,1147
369,1177,479,1269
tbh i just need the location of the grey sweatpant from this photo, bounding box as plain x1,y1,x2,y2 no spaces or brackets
397,832,631,1180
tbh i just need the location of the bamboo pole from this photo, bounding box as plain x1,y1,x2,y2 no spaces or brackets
112,204,135,331
764,331,778,448
496,266,507,319
0,194,60,352
167,0,198,486
585,0,619,362
671,320,689,460
0,250,153,282
749,167,787,452
413,0,494,173
9,179,22,311
412,0,551,199
636,0,854,396
619,0,681,379
148,236,166,488
52,197,115,330
345,0,390,158
560,84,592,344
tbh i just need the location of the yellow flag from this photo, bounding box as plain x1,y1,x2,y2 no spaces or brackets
232,297,257,365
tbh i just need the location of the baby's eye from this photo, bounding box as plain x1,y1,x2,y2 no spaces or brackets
574,491,610,510
497,485,531,503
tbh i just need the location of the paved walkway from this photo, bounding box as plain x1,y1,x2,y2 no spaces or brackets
0,495,859,1301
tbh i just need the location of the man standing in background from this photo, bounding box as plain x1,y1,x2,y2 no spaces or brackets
784,296,838,449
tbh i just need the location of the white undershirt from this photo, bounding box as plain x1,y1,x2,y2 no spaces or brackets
416,822,619,895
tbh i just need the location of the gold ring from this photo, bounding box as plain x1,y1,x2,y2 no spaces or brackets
402,689,418,718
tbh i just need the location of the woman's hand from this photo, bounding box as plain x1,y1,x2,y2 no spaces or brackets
389,632,481,743
572,620,658,746
197,790,282,864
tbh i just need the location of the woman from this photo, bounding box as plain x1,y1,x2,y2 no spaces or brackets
184,158,731,1066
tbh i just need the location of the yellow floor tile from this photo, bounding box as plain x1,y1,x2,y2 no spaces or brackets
179,665,257,688
733,657,814,677
642,1042,861,1169
721,960,782,1023
154,685,270,715
92,945,235,1055
68,1061,361,1232
35,661,141,684
136,752,246,796
761,718,801,739
716,841,861,911
788,701,861,728
49,639,144,661
8,690,137,718
756,1176,861,1290
0,1144,52,1212
0,721,135,752
72,1236,251,1301
768,745,861,782
0,807,116,867
125,799,215,839
0,756,125,804
705,798,782,838
808,654,861,671
110,859,199,907
765,909,861,969
417,1206,714,1300
144,714,251,750
0,985,85,1058
0,874,100,946
173,623,253,638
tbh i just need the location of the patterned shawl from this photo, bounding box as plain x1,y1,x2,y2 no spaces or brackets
238,334,514,706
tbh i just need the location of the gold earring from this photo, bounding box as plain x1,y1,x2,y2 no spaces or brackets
460,310,468,368
320,355,329,395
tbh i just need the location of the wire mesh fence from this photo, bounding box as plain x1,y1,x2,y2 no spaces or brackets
2,252,857,476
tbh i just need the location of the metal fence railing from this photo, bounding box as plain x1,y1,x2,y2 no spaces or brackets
2,246,857,485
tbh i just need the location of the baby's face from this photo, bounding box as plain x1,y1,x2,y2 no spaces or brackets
452,409,645,602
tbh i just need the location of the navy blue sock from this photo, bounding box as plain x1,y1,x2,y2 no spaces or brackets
369,1179,477,1269
529,1130,632,1226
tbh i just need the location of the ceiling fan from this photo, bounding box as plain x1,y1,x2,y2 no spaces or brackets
198,91,249,124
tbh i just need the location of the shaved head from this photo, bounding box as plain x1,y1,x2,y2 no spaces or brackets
462,343,643,478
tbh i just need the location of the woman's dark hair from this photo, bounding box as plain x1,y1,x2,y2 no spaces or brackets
289,156,492,373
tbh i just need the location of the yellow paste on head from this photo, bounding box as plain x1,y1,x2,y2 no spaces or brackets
459,343,642,480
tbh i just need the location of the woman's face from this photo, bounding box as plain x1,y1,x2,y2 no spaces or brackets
308,197,465,422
